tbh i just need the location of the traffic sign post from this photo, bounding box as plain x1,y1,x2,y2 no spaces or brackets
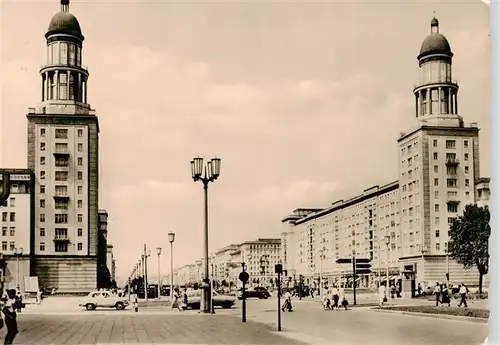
275,264,283,332
336,257,372,306
238,270,249,323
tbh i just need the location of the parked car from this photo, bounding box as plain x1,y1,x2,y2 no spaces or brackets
185,290,235,309
79,290,129,310
238,287,271,300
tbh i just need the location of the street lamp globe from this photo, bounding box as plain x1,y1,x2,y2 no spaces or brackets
168,232,175,244
157,247,162,255
191,157,204,180
211,157,221,178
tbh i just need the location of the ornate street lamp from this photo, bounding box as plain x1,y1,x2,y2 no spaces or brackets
384,235,390,299
168,232,175,303
157,247,162,299
190,156,221,313
14,247,23,291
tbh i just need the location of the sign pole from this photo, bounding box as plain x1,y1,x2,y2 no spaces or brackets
352,255,357,306
275,263,282,332
239,266,249,323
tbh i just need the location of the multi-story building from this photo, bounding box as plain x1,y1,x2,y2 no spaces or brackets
26,0,100,292
281,17,489,294
397,17,481,291
283,183,400,288
212,244,240,285
97,209,108,288
0,170,35,292
239,238,281,287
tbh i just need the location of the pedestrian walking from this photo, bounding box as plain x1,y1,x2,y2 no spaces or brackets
458,283,468,308
396,282,401,298
36,289,43,305
441,284,451,307
434,282,441,306
182,288,188,310
282,289,293,312
170,288,183,312
322,287,330,310
390,285,395,299
331,286,339,310
2,290,18,345
378,284,386,307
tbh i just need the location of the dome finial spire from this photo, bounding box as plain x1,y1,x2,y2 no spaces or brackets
431,12,439,34
61,0,70,12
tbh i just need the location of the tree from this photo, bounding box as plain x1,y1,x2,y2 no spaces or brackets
448,204,490,293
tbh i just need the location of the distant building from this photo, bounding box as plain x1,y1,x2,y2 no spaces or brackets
0,169,35,292
212,244,241,285
239,238,281,287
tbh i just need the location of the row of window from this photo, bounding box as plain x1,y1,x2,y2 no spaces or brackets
433,178,470,188
41,128,84,139
1,227,16,236
47,41,82,67
39,184,84,194
38,213,83,223
38,227,83,237
40,242,83,252
39,170,84,180
1,197,16,208
434,139,469,149
1,212,15,222
38,199,83,209
1,242,17,251
40,143,84,153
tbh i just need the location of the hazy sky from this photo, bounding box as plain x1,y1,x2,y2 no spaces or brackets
0,0,490,284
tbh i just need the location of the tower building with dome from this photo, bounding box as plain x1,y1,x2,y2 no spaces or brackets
26,0,99,292
397,17,481,292
280,17,488,295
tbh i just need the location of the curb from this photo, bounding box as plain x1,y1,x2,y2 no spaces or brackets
370,308,488,323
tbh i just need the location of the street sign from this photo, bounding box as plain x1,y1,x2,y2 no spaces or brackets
355,262,372,275
275,264,283,274
336,258,352,264
238,271,249,283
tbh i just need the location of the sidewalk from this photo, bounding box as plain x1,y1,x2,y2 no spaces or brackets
13,313,309,345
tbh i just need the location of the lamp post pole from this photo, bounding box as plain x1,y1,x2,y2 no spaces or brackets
168,232,175,304
384,236,390,300
15,247,23,292
143,245,151,301
190,156,221,314
157,247,162,299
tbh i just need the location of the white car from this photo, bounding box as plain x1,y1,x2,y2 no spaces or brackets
79,290,129,310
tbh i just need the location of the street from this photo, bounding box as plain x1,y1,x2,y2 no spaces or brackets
225,297,489,345
13,296,489,345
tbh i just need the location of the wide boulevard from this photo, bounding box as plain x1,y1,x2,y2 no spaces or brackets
11,296,488,345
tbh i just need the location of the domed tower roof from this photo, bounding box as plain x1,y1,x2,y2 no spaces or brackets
417,17,452,60
45,0,84,41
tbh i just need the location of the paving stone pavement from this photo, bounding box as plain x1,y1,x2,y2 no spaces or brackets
8,314,308,345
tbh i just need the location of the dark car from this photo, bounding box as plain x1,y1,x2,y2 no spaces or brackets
238,287,271,300
185,290,236,309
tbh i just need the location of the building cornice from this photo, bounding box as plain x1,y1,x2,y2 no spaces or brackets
397,124,479,142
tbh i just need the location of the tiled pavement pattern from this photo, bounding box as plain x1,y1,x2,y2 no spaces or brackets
10,314,307,345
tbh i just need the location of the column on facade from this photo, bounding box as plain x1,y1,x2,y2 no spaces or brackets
448,87,452,114
418,90,423,116
415,92,419,117
45,72,50,100
78,73,82,102
55,71,59,100
41,74,45,101
454,91,458,115
438,87,442,114
427,88,431,115
66,71,70,100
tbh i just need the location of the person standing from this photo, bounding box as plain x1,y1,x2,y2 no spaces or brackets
434,282,441,306
339,286,348,310
378,284,386,307
182,288,188,311
2,290,18,345
458,283,468,308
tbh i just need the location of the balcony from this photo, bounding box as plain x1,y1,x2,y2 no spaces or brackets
446,199,460,206
53,147,70,158
53,235,70,243
445,158,460,167
53,193,70,201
